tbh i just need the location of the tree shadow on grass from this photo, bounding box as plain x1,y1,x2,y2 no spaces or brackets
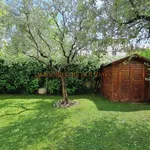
1,94,150,112
0,105,37,117
0,94,61,101
0,100,70,150
54,117,150,150
77,94,150,112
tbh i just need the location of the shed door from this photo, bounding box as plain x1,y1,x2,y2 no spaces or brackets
119,64,130,101
130,64,144,101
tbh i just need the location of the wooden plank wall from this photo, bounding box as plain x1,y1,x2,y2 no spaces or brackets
112,63,130,101
101,66,112,99
147,66,150,101
130,62,144,101
112,64,119,101
144,64,149,101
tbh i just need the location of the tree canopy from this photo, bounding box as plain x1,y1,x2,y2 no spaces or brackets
102,0,150,42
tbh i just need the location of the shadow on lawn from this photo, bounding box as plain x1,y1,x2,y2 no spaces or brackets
1,103,149,150
0,94,150,112
54,118,150,150
0,94,61,101
0,105,36,117
0,100,70,150
85,95,150,112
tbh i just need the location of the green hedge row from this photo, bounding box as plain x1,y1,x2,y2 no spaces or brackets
0,58,99,94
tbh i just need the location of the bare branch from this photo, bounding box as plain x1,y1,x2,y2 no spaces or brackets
56,8,66,29
78,16,86,31
51,37,68,59
123,15,150,25
23,52,57,72
71,43,88,62
24,12,48,58
50,12,64,37
129,0,136,9
23,51,48,66
37,30,52,52
110,14,150,27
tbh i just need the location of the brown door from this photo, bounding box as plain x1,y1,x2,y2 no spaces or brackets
130,64,144,101
119,64,130,101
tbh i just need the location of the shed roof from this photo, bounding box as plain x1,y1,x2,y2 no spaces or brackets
102,54,150,67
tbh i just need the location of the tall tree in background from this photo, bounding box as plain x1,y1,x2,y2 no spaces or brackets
0,1,7,48
102,0,150,42
3,0,104,106
95,0,132,55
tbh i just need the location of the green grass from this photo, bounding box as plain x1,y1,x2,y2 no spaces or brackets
0,94,150,150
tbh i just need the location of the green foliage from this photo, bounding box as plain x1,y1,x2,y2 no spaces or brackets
0,57,43,94
66,77,84,94
139,49,150,80
127,49,150,59
139,49,150,59
1,0,109,99
25,79,39,94
105,0,150,40
47,79,61,95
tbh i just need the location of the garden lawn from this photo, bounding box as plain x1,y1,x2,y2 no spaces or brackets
0,94,150,150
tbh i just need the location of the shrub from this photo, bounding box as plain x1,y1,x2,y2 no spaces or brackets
47,79,61,95
25,79,39,94
66,77,84,94
0,58,44,94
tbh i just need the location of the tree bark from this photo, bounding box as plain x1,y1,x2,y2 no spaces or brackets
61,74,69,104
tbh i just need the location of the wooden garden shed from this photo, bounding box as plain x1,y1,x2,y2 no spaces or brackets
100,54,150,102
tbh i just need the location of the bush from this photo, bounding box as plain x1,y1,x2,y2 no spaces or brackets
47,79,61,95
0,58,44,94
25,79,39,94
66,77,84,94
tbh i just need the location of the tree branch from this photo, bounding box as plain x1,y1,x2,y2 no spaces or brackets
51,37,68,59
37,30,52,52
129,0,136,9
23,52,57,73
122,15,150,25
67,36,77,64
71,44,88,62
23,51,48,66
24,12,48,58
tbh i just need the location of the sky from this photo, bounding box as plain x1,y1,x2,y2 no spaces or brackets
96,0,103,8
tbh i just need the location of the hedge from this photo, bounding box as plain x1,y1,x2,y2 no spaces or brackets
0,58,99,94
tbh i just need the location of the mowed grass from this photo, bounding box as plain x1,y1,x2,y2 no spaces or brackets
0,94,150,150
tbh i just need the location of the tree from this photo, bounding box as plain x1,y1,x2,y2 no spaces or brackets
102,0,150,41
3,0,104,106
0,0,7,48
94,0,132,56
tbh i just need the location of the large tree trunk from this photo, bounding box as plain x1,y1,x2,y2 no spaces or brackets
61,75,69,104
